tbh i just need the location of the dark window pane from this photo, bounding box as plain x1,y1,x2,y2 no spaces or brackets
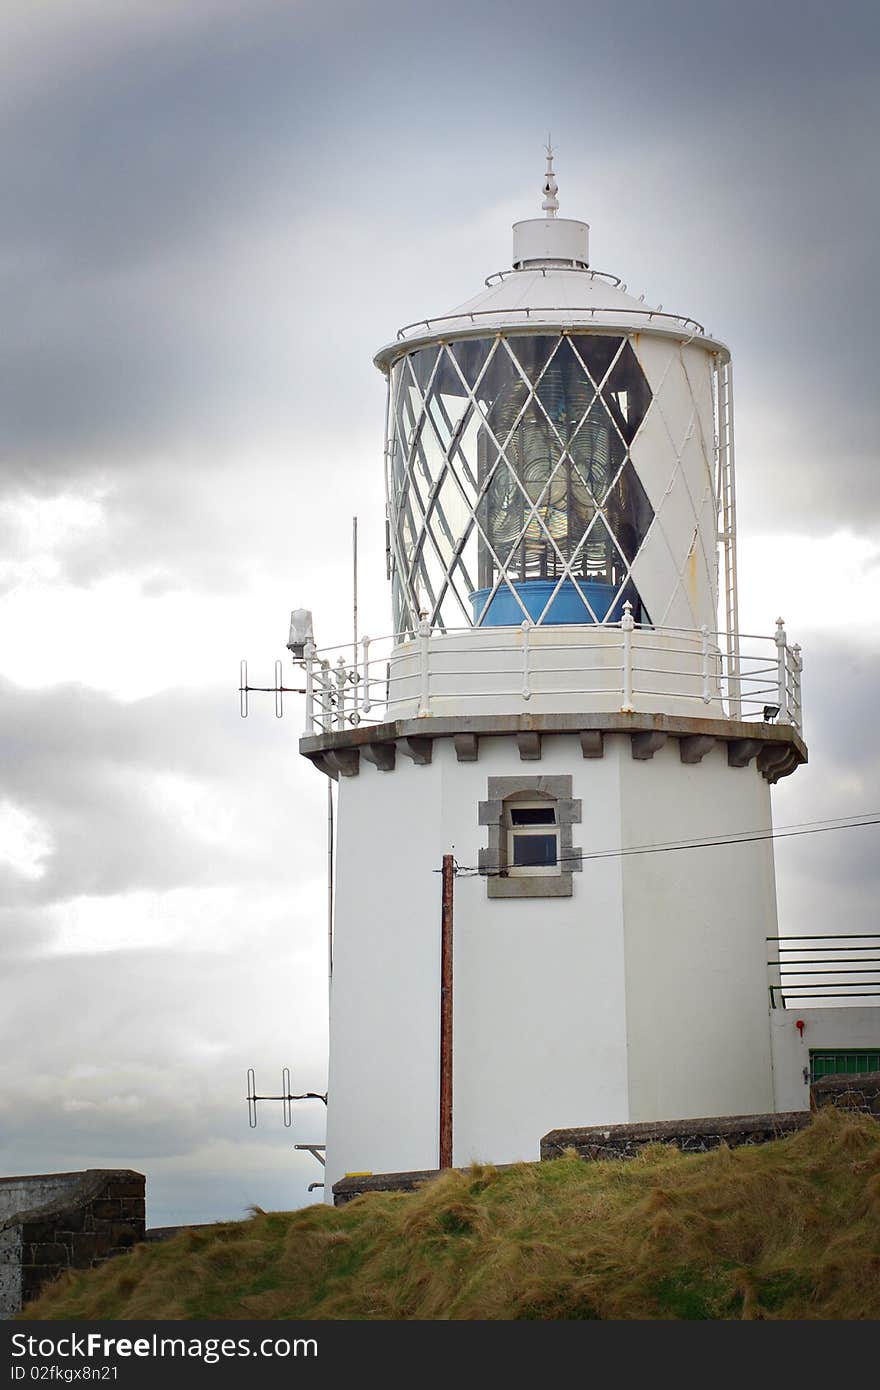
450,337,492,391
506,335,562,387
512,833,558,867
605,460,654,564
510,806,556,825
569,334,624,386
434,343,475,402
601,340,652,444
411,345,441,395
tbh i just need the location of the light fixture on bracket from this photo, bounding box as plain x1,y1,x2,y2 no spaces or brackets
287,608,315,659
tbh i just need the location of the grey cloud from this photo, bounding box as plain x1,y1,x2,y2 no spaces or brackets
0,942,328,1222
0,678,326,906
0,0,875,561
770,634,880,930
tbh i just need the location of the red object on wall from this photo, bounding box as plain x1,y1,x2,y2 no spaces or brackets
796,1019,805,1037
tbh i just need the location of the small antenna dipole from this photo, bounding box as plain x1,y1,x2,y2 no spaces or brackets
239,662,305,719
246,1067,327,1128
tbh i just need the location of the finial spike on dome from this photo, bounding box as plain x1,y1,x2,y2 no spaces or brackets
542,137,559,218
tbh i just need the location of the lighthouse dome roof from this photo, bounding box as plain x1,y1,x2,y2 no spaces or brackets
374,148,728,372
374,261,727,372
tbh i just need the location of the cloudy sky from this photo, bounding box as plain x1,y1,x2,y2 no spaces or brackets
1,0,878,1226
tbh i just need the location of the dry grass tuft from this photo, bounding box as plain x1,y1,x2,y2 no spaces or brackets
19,1109,880,1321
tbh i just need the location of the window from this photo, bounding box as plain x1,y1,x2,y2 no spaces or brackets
478,775,581,899
506,802,560,876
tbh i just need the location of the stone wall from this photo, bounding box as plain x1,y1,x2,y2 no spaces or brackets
0,1174,85,1222
331,1113,810,1202
333,1164,521,1206
811,1070,880,1118
0,1170,145,1318
540,1111,811,1162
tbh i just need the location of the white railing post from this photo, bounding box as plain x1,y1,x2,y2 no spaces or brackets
303,642,316,733
521,618,532,701
791,642,803,732
621,601,634,712
319,658,332,730
361,636,371,715
775,617,789,723
418,615,431,717
335,654,347,730
701,624,710,705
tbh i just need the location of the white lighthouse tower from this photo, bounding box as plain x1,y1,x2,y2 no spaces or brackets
299,152,806,1196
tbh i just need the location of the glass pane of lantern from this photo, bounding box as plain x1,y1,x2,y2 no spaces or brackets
411,344,441,397
569,399,626,507
569,334,624,389
435,466,476,598
505,334,563,389
605,460,655,563
387,332,658,632
450,337,493,392
601,339,652,444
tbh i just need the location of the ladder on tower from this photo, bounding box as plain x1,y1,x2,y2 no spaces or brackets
716,359,741,719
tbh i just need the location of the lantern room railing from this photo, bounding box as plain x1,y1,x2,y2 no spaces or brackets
296,613,803,738
394,302,708,343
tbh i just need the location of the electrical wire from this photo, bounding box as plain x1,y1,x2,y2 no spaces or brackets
448,811,880,876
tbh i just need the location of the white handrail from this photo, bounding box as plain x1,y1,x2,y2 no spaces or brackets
299,618,804,739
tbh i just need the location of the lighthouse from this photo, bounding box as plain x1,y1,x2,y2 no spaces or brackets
298,151,806,1196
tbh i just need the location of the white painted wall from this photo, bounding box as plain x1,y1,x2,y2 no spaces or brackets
325,754,443,1190
448,737,630,1164
770,1007,880,1112
325,731,787,1194
383,626,724,723
618,737,779,1121
326,734,631,1193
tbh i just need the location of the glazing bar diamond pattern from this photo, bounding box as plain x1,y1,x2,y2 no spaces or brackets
385,330,718,635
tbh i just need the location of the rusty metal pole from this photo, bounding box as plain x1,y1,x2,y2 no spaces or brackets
439,853,454,1169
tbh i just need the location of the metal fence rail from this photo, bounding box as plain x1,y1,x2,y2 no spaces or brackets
768,934,880,1008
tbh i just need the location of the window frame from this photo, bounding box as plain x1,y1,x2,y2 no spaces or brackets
478,775,581,900
505,799,561,877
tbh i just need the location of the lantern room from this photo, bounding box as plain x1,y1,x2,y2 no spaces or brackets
375,149,729,643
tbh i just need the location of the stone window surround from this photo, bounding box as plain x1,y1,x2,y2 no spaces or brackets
478,775,582,899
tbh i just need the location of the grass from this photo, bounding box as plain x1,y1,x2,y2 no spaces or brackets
19,1108,880,1320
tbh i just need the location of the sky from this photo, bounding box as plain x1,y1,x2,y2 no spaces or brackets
1,0,879,1226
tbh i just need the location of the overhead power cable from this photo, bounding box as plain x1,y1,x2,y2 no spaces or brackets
449,811,880,876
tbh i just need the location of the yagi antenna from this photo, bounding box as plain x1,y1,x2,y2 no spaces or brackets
247,1068,328,1191
246,1067,327,1128
239,661,305,719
